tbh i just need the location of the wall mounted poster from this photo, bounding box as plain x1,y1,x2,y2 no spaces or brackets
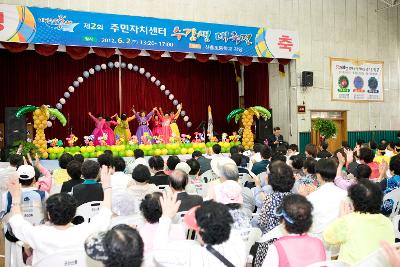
330,58,384,102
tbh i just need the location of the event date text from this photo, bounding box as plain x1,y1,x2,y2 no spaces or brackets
100,38,174,47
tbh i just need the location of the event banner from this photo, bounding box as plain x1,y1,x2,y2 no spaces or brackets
0,4,299,59
331,58,384,102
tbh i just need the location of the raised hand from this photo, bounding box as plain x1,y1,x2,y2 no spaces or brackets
160,190,181,219
7,173,21,201
88,112,92,116
100,165,112,189
337,152,346,165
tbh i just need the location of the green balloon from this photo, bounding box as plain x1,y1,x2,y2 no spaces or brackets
112,151,119,157
206,142,212,147
119,151,126,157
64,147,70,153
167,149,174,155
200,148,206,154
147,150,154,156
174,149,181,155
49,153,57,160
153,144,159,149
159,144,166,149
89,152,97,158
82,152,90,158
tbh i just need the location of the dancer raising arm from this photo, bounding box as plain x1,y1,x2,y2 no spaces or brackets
157,107,172,144
112,108,135,144
169,104,183,142
88,112,105,146
132,106,156,144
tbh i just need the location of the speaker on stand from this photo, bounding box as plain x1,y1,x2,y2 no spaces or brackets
4,107,27,159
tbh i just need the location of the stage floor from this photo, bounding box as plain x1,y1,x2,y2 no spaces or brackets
0,153,227,172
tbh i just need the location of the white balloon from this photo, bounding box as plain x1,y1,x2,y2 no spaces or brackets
114,62,120,68
95,65,101,71
169,94,174,100
108,62,114,68
47,121,52,127
160,85,166,91
56,103,62,109
145,72,151,78
59,98,66,104
183,116,189,122
68,86,75,93
64,92,70,98
127,63,133,70
180,110,186,116
120,62,126,68
173,100,179,105
101,64,107,70
133,65,139,71
155,80,161,86
50,115,56,121
83,71,89,78
139,68,145,74
150,76,156,82
73,81,79,87
78,77,83,83
165,90,170,96
177,104,182,110
89,68,95,74
187,122,192,128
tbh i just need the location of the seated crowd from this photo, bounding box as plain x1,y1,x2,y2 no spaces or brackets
2,138,400,267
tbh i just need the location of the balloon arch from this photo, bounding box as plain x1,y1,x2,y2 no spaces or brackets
52,61,192,128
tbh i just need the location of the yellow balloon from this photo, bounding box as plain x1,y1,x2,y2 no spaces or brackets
42,152,48,159
34,109,41,115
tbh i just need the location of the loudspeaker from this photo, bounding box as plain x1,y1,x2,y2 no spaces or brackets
255,110,273,143
5,107,26,149
301,71,313,87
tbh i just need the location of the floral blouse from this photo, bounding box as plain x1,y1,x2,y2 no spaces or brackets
257,191,292,233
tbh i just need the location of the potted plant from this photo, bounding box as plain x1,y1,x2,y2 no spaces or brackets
312,118,337,141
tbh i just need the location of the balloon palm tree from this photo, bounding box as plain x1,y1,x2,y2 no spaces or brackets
227,106,271,150
16,105,67,158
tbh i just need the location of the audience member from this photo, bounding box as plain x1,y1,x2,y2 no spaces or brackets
306,159,347,240
317,142,332,158
261,194,326,267
174,162,191,175
126,149,148,174
139,192,186,266
231,153,250,174
53,153,74,185
305,144,318,159
0,154,23,194
73,153,84,163
61,160,83,193
72,160,104,206
192,150,211,175
110,156,131,189
347,147,379,179
97,153,113,168
237,145,250,166
289,155,304,178
111,190,144,228
7,166,113,264
267,127,284,151
128,164,158,212
166,156,180,174
257,161,295,233
148,156,169,186
170,169,203,212
251,146,272,175
209,144,223,159
334,152,371,190
85,224,144,267
184,159,203,194
153,197,246,266
324,180,395,265
286,144,299,158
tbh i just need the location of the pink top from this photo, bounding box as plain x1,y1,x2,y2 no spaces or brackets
36,165,52,193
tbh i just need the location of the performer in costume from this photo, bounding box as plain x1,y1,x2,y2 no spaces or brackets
169,105,183,142
132,106,156,144
112,110,135,144
103,117,117,145
156,107,172,144
152,114,163,138
88,112,105,146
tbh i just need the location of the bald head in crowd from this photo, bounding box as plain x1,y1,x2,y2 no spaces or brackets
169,169,189,192
220,163,239,182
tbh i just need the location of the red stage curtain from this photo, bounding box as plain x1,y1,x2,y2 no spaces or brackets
66,46,90,60
0,49,240,141
169,52,187,62
194,53,211,63
147,50,165,60
258,57,273,64
0,49,120,141
119,49,141,59
244,63,269,108
92,47,116,58
1,42,28,53
121,57,239,135
237,56,253,66
34,44,59,56
278,58,291,74
216,55,234,63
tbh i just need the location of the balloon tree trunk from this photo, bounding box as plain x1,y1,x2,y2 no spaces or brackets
242,109,254,150
32,107,49,156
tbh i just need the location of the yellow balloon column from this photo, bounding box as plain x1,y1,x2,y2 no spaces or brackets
32,106,50,158
16,105,67,159
227,106,271,150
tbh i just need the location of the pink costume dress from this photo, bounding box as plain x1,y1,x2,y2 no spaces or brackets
152,118,163,138
157,110,172,144
89,114,105,146
134,111,154,144
103,121,117,145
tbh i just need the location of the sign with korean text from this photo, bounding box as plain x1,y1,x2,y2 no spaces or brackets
331,58,384,102
0,4,299,59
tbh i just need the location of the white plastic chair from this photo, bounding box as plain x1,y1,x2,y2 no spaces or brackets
307,260,350,267
200,170,218,183
392,214,400,240
382,187,400,219
354,243,400,267
75,201,102,223
32,249,89,267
